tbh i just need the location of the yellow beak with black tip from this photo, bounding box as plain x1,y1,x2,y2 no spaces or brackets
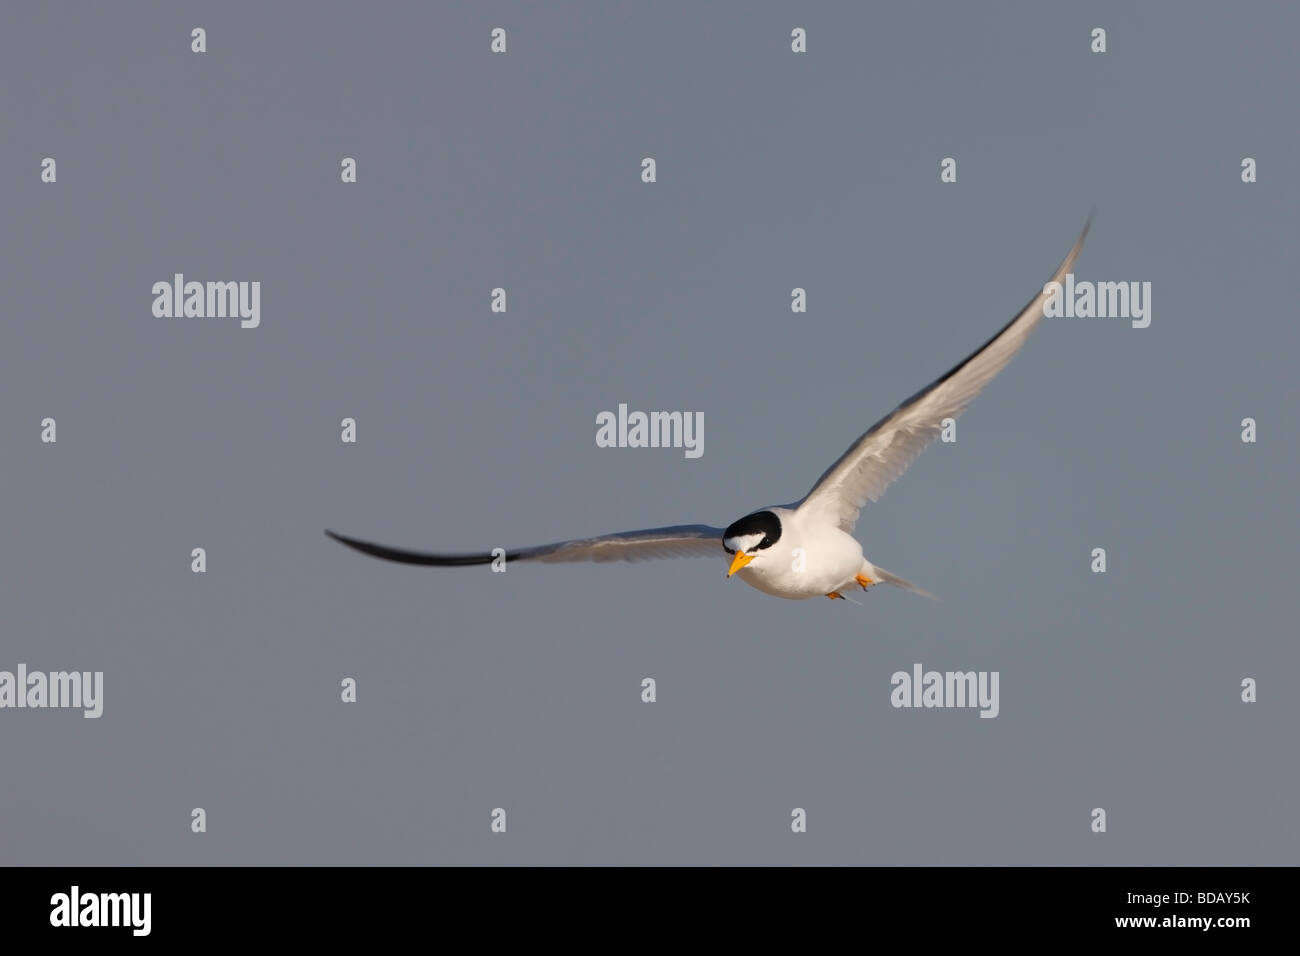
727,551,755,577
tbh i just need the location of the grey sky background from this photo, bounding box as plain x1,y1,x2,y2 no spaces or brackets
1,2,1296,865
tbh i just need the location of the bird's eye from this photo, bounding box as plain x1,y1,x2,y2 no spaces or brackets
760,537,771,548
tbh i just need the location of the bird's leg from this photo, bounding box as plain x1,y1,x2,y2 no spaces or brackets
826,591,845,600
855,574,875,590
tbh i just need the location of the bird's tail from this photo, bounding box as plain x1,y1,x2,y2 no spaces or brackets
866,561,937,600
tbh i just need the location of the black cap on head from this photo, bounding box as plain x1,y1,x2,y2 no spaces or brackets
722,510,782,553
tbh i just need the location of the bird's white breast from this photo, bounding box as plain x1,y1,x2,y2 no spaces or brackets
733,508,864,599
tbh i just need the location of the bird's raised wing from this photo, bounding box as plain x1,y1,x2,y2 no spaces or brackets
325,524,726,566
796,219,1090,533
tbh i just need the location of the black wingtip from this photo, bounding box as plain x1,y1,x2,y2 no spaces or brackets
324,529,358,550
324,529,498,567
325,529,379,555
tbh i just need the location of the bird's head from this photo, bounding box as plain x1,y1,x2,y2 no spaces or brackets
723,510,782,577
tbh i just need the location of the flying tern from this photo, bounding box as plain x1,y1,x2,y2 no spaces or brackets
327,220,1089,601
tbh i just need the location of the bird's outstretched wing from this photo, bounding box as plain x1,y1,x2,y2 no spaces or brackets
796,219,1091,533
325,524,726,566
